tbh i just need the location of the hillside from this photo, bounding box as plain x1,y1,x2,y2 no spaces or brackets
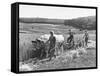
19,17,64,24
64,16,96,30
19,16,96,30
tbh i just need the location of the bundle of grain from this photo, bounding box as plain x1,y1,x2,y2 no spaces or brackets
87,40,96,48
19,64,33,71
77,48,87,55
65,50,80,61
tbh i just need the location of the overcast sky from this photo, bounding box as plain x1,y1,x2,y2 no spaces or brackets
19,5,96,19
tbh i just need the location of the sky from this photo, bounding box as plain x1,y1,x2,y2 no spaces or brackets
19,5,96,19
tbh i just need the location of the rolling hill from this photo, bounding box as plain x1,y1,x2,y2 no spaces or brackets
19,17,64,24
19,16,96,30
64,16,96,30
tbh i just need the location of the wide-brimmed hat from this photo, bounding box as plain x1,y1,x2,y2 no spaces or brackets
50,31,54,34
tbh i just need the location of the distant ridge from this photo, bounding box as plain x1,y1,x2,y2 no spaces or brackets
19,17,65,24
19,16,96,30
64,16,96,30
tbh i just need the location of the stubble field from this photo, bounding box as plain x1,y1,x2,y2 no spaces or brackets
19,23,96,71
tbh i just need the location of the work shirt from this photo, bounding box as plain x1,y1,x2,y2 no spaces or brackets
84,32,89,41
67,32,74,43
48,36,56,48
85,33,89,38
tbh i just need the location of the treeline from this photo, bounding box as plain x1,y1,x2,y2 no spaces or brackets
64,16,96,30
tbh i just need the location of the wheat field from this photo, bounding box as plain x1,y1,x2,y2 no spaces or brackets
19,23,96,71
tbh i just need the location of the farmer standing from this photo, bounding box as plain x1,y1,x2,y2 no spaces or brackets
47,31,56,60
67,29,74,43
83,30,89,47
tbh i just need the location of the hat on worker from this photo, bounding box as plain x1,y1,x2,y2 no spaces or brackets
50,31,54,34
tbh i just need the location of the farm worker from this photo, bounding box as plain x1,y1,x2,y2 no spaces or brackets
83,30,89,47
67,29,74,44
37,38,46,58
47,31,56,60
